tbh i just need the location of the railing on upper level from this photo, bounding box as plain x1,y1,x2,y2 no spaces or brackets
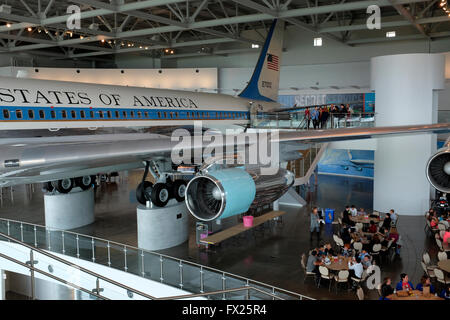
0,218,314,300
251,112,375,130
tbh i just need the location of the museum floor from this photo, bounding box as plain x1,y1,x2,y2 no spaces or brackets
0,171,436,300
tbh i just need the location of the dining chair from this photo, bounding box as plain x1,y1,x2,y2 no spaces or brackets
356,287,364,300
434,268,450,291
436,238,444,251
423,252,438,270
334,270,349,293
438,223,447,232
318,266,333,291
355,223,363,231
353,241,363,252
301,253,317,283
421,261,436,279
437,251,448,262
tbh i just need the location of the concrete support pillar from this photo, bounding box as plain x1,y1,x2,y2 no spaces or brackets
371,53,445,215
44,188,95,230
137,200,188,251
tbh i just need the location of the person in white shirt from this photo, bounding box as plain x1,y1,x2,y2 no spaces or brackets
348,256,363,279
390,209,397,224
350,205,358,217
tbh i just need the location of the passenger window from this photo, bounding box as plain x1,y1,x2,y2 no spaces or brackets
2,109,9,119
115,111,120,118
99,111,104,118
107,111,112,118
71,110,76,119
157,112,161,118
80,110,86,118
144,111,149,118
122,111,127,118
28,110,34,119
50,110,56,119
137,111,142,118
39,110,45,119
90,110,95,118
164,112,167,118
16,110,23,119
61,110,67,119
130,111,135,118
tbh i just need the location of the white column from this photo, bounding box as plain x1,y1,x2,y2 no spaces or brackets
137,200,189,251
371,53,445,215
44,188,95,230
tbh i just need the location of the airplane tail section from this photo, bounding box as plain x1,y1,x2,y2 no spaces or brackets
239,19,284,102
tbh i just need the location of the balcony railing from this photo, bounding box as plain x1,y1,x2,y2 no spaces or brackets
252,112,375,130
0,218,314,300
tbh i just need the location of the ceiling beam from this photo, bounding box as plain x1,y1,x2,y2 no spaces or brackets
387,0,429,37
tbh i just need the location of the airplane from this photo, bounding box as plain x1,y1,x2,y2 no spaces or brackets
0,20,449,222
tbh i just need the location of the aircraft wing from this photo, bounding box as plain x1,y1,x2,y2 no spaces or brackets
0,123,449,186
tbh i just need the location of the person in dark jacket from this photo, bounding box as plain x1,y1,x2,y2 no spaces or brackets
380,277,394,299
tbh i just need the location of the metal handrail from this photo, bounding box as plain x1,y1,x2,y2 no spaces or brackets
0,217,314,300
0,250,107,300
156,286,284,300
0,231,157,300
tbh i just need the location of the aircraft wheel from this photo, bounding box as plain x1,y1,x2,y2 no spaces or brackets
53,178,74,194
75,176,95,190
43,181,54,192
136,181,153,205
151,183,170,207
172,180,187,202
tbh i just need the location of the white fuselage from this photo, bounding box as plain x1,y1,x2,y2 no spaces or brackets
0,77,279,131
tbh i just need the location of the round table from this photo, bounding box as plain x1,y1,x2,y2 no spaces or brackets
387,290,444,300
350,216,380,224
438,259,450,273
325,257,350,271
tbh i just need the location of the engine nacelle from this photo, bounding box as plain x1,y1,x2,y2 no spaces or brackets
426,147,450,193
185,167,294,221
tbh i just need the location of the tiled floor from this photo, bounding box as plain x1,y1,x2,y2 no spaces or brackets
0,172,439,300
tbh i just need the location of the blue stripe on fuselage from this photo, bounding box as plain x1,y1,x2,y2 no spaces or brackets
0,105,250,122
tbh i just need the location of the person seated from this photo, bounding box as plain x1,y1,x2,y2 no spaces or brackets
357,208,366,216
443,230,450,244
361,255,372,269
342,243,353,257
440,285,450,300
340,227,352,245
381,212,392,230
348,257,363,285
350,205,358,217
430,216,439,229
342,206,355,226
415,275,435,294
323,243,336,256
395,273,414,291
306,250,323,278
368,220,378,233
358,250,369,260
370,233,381,246
380,277,394,300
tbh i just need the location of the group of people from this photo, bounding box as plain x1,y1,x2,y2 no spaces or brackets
380,274,450,300
303,104,354,130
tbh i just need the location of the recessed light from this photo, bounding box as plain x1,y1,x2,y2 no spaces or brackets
313,37,322,46
386,31,396,38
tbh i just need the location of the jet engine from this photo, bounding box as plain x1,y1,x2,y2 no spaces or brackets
185,167,294,221
426,147,450,193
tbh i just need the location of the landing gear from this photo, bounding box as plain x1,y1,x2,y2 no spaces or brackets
172,180,187,202
42,181,54,192
52,178,74,194
151,183,170,207
75,175,96,190
135,160,188,207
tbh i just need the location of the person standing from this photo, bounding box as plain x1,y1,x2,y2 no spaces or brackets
310,207,321,241
321,106,329,128
311,107,319,129
304,107,311,130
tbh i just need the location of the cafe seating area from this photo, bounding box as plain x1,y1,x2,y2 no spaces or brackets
301,206,450,300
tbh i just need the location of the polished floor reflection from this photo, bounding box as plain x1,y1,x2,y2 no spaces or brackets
0,172,436,300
